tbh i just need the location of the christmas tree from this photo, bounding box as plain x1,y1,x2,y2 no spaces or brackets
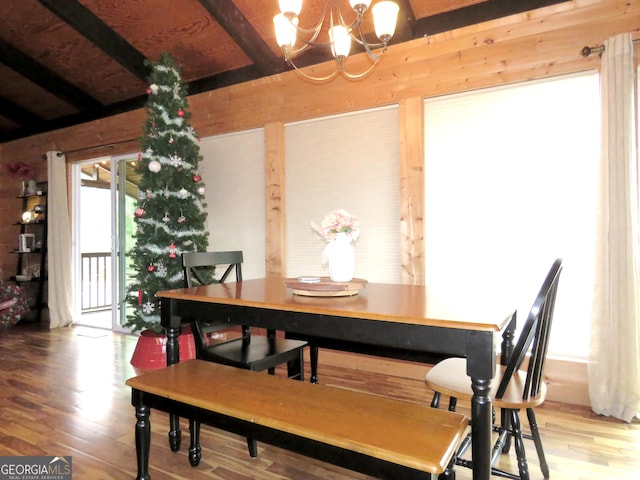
126,51,209,333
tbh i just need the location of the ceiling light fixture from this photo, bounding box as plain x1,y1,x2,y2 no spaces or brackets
273,0,399,82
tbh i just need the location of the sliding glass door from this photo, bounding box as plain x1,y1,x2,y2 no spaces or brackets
72,154,138,331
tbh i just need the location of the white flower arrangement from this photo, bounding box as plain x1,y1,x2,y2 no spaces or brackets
311,209,360,242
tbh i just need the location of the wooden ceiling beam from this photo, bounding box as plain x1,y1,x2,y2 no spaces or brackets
0,37,103,116
412,0,567,37
36,0,149,82
0,96,46,128
197,0,286,76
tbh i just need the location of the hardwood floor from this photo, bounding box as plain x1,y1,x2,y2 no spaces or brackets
0,323,638,480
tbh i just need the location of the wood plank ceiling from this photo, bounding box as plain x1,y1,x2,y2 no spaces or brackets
0,0,565,143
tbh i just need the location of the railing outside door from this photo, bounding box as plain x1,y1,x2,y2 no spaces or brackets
81,252,111,312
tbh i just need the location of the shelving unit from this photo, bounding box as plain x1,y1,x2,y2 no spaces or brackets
10,182,47,322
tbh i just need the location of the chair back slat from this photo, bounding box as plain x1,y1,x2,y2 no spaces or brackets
181,251,246,356
495,259,563,400
182,251,243,286
525,273,560,397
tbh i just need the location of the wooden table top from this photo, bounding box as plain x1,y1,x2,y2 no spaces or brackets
158,277,513,332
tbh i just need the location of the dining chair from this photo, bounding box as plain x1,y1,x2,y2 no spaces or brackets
425,258,563,480
182,250,307,460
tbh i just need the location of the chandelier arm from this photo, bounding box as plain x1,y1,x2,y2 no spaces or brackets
350,35,387,50
355,22,380,62
335,2,358,30
289,58,340,82
289,37,336,57
340,60,379,81
294,22,323,38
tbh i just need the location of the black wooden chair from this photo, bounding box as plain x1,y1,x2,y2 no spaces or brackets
425,258,563,480
182,250,307,462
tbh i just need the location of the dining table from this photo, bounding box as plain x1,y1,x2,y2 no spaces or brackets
157,277,515,480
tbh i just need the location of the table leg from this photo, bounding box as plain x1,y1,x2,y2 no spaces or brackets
165,320,182,451
470,376,492,480
467,329,496,480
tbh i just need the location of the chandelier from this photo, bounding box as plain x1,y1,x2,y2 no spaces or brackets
273,0,399,81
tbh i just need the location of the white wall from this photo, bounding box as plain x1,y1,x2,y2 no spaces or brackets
198,129,266,280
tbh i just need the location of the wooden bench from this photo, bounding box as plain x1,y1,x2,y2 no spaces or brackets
126,359,469,480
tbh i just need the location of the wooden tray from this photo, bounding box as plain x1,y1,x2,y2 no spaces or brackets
284,277,367,297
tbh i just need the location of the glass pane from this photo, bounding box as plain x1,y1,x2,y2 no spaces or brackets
76,159,114,328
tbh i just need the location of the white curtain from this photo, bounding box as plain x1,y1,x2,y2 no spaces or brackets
46,151,73,328
589,33,640,422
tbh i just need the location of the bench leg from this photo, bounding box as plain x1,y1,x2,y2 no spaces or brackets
310,345,319,384
169,413,181,451
247,438,258,457
188,419,202,466
134,404,151,480
437,456,457,480
188,419,256,462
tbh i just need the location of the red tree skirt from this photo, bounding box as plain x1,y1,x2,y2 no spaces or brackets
130,326,196,370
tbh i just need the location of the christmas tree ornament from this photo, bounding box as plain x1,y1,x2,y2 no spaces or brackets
155,262,168,278
193,174,201,182
168,137,174,144
179,188,188,198
178,213,186,224
147,264,155,272
148,160,161,172
142,301,155,314
134,207,145,218
163,186,170,198
162,211,170,222
146,189,153,199
198,186,205,195
177,109,184,117
168,243,177,258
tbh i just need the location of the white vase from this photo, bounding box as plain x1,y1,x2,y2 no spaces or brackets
328,232,355,282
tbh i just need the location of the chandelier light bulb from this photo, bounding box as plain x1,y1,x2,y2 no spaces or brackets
274,13,298,52
329,25,351,61
372,1,399,44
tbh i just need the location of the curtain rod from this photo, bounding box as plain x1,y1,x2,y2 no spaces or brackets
581,38,640,57
41,138,139,158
